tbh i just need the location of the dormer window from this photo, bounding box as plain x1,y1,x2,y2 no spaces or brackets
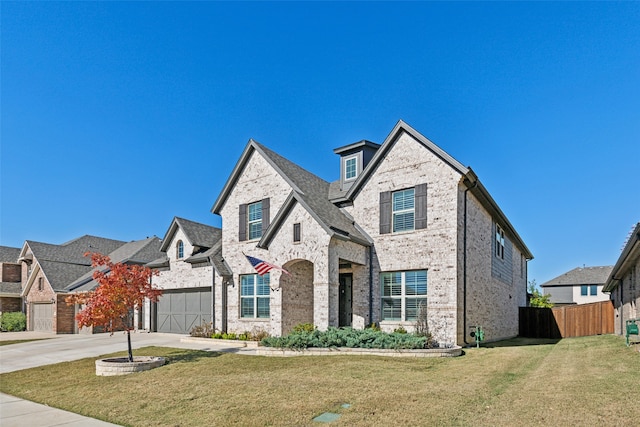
176,240,184,259
345,156,358,180
333,140,381,192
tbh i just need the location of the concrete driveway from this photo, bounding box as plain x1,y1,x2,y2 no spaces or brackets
0,331,252,426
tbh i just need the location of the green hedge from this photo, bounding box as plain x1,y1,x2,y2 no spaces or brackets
261,326,432,350
0,312,27,332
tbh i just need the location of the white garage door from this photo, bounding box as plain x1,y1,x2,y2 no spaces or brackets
32,303,53,332
157,289,211,334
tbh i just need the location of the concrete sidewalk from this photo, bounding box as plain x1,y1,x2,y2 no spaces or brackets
0,331,254,426
0,393,120,427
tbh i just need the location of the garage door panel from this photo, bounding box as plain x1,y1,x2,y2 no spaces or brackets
32,303,53,332
157,289,211,334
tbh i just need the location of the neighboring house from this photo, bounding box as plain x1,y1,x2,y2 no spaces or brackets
211,120,533,346
0,246,22,316
540,266,613,306
146,217,230,334
603,222,640,336
19,235,161,333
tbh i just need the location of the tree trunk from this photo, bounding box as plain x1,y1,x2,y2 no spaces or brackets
127,330,133,362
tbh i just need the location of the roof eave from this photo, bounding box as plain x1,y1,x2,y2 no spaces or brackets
604,224,640,292
345,120,470,201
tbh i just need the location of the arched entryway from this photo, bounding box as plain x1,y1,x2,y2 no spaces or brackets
280,259,314,335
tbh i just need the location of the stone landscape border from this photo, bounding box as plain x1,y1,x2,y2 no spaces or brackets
256,346,462,358
181,337,462,357
95,356,166,376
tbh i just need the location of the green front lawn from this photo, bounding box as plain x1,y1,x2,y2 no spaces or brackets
1,335,638,426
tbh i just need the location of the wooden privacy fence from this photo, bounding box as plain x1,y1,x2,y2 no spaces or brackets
519,300,614,339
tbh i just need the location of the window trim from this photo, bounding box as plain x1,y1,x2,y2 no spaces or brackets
344,155,358,181
240,273,270,319
247,201,263,241
380,270,427,322
176,240,184,259
392,188,416,233
495,224,505,260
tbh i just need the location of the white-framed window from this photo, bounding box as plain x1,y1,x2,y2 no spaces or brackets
392,188,415,232
176,240,184,259
380,270,427,321
580,285,598,296
345,156,358,180
495,224,505,259
248,201,263,240
240,273,270,318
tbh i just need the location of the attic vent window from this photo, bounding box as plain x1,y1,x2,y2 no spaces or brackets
345,156,358,180
293,223,301,243
38,277,44,291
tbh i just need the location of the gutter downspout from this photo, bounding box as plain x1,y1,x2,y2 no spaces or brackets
208,256,216,332
463,172,478,346
369,245,373,326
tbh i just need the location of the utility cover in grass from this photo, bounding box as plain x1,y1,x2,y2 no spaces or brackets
313,412,341,423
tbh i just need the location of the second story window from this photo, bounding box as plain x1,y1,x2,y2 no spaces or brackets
248,202,263,240
345,156,357,180
177,240,184,259
495,224,505,259
393,188,415,232
239,199,270,242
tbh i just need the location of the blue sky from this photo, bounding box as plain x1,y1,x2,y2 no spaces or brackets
1,2,638,284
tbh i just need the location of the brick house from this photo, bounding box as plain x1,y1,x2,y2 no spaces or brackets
19,235,161,333
540,266,613,306
0,246,22,316
603,222,640,335
211,120,533,346
145,217,230,334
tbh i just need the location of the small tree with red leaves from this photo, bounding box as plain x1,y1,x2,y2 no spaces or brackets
66,252,162,362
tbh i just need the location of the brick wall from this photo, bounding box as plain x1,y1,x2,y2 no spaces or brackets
345,131,462,345
1,263,22,282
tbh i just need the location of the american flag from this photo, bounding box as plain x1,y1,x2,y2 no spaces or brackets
244,254,290,276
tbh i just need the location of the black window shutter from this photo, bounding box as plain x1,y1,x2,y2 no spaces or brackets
380,191,392,234
238,204,247,241
415,183,428,230
261,198,270,231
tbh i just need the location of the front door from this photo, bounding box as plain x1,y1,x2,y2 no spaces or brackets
338,274,352,327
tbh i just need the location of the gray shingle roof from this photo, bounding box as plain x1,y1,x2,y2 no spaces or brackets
253,141,369,245
540,266,614,288
213,140,370,247
39,260,93,291
0,246,21,263
159,217,221,253
26,236,126,265
185,240,232,276
65,237,163,292
0,282,22,295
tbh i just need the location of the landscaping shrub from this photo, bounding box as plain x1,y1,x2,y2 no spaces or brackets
261,325,433,350
0,312,26,332
190,322,214,338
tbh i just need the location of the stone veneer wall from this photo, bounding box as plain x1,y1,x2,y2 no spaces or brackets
220,152,308,336
458,186,527,344
146,227,217,331
25,266,56,332
343,131,462,345
612,260,639,335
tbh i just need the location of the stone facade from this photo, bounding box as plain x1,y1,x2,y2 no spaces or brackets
213,122,532,346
